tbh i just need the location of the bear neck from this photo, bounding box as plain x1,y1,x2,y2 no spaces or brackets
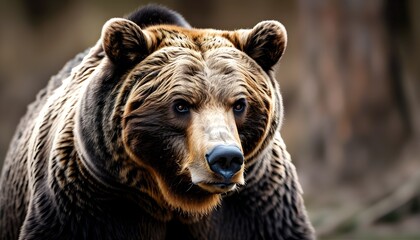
244,139,273,184
58,143,173,222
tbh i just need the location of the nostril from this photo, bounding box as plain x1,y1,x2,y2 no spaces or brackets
218,157,227,167
206,145,244,180
232,157,242,165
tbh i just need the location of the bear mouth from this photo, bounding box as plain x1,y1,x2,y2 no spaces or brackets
196,182,237,194
188,164,245,194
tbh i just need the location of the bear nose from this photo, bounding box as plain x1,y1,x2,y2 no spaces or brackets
206,145,244,180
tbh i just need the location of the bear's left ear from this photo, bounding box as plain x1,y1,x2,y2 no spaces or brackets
236,21,287,71
101,18,151,66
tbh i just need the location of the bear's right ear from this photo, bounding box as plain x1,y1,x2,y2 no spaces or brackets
102,18,151,66
232,21,287,72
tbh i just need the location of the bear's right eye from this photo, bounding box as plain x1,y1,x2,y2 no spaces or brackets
233,98,247,115
173,100,190,114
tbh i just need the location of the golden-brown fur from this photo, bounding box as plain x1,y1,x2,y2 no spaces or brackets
0,5,314,239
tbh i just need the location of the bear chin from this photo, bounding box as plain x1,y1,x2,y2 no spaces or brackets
153,174,223,215
197,182,237,194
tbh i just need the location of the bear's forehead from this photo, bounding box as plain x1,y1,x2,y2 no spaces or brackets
147,25,237,51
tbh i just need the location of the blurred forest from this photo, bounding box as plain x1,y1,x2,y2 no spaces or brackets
0,0,419,239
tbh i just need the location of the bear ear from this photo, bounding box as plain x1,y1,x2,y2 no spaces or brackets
101,18,151,66
239,20,287,71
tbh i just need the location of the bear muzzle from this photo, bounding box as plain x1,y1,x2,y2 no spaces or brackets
186,107,245,194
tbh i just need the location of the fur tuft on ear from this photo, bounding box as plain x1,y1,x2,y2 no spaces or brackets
242,20,287,71
102,18,150,66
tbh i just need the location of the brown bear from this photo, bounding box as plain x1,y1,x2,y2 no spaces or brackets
0,5,315,240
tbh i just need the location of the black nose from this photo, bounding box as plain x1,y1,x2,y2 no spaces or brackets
206,145,244,180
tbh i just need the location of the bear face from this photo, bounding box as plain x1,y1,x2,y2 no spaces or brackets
0,6,316,239
77,18,287,216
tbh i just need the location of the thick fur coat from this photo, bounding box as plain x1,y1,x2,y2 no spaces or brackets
0,5,315,240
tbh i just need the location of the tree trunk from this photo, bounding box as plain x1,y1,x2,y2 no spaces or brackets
298,0,414,193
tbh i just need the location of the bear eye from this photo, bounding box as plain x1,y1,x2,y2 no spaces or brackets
173,100,190,114
233,98,247,114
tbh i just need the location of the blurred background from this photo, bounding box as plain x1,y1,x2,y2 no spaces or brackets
1,0,419,239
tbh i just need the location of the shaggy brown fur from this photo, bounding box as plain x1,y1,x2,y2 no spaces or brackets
0,5,315,240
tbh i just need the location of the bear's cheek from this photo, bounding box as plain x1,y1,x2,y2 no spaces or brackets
239,104,270,157
124,125,182,170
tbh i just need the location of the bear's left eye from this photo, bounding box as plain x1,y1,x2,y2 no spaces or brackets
173,100,190,114
233,98,247,114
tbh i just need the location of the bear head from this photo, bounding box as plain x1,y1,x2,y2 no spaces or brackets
76,16,287,217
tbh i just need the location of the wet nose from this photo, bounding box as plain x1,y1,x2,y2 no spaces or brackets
206,145,244,180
